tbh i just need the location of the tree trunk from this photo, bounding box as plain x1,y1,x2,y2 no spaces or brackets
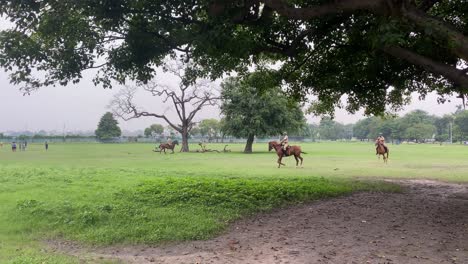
244,134,255,153
181,127,189,152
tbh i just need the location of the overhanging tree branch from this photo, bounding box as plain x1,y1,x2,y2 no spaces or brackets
257,0,468,62
262,0,384,19
401,6,468,62
382,45,468,89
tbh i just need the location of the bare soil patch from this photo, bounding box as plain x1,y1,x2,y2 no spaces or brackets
49,180,468,263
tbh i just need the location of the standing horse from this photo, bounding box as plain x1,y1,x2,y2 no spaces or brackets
156,140,179,154
376,142,389,163
268,141,305,168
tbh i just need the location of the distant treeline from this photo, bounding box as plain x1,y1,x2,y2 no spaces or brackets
2,109,468,144
298,109,468,143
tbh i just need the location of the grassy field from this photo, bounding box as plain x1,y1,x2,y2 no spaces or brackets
0,142,466,263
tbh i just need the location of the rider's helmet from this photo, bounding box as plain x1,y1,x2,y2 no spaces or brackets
283,131,287,135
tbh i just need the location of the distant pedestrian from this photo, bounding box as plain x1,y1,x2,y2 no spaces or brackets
12,142,17,152
45,141,49,151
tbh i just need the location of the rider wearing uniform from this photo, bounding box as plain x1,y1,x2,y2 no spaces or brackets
280,132,289,155
375,133,388,153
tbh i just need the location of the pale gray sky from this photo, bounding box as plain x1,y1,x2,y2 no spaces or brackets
0,19,462,133
0,68,461,132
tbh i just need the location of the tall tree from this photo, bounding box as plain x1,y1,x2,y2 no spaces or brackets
353,118,373,140
199,119,220,142
404,123,436,143
144,124,164,138
454,110,468,142
110,62,219,152
220,73,306,153
0,1,467,115
95,112,121,140
318,117,345,140
434,114,454,142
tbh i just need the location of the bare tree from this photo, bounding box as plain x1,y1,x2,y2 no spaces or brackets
110,62,220,152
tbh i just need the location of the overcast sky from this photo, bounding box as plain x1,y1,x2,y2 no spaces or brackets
0,19,462,133
0,70,461,132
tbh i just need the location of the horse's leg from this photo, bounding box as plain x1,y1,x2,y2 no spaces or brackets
299,155,303,167
294,155,299,167
277,156,282,168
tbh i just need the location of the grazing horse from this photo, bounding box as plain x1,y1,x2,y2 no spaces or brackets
376,142,389,163
157,140,179,154
268,141,305,168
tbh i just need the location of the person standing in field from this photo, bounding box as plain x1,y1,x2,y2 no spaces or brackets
11,141,17,152
45,141,49,151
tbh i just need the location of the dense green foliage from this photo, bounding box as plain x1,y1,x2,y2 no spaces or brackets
220,73,306,152
454,110,468,141
316,117,353,141
0,0,466,114
95,112,121,140
352,110,468,142
198,119,221,142
144,124,164,138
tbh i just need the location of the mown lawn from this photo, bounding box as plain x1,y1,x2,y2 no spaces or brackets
0,141,466,263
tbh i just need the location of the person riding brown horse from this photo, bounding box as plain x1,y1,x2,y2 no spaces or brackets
375,134,388,154
268,141,305,168
156,140,179,154
375,141,389,163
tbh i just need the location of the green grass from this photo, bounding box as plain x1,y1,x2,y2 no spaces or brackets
0,141,466,263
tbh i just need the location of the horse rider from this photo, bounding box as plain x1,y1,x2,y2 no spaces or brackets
280,132,289,155
167,137,172,145
375,133,388,153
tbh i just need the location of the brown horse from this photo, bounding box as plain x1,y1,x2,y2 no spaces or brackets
156,140,179,154
268,141,305,168
376,142,389,163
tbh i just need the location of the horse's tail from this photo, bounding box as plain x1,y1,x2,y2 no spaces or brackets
301,151,307,154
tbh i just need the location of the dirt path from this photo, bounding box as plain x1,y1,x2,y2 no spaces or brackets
50,180,468,263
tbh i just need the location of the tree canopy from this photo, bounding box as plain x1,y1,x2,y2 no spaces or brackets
110,61,219,152
95,112,121,140
144,124,164,138
454,110,468,141
0,0,467,115
220,72,306,152
198,119,221,142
